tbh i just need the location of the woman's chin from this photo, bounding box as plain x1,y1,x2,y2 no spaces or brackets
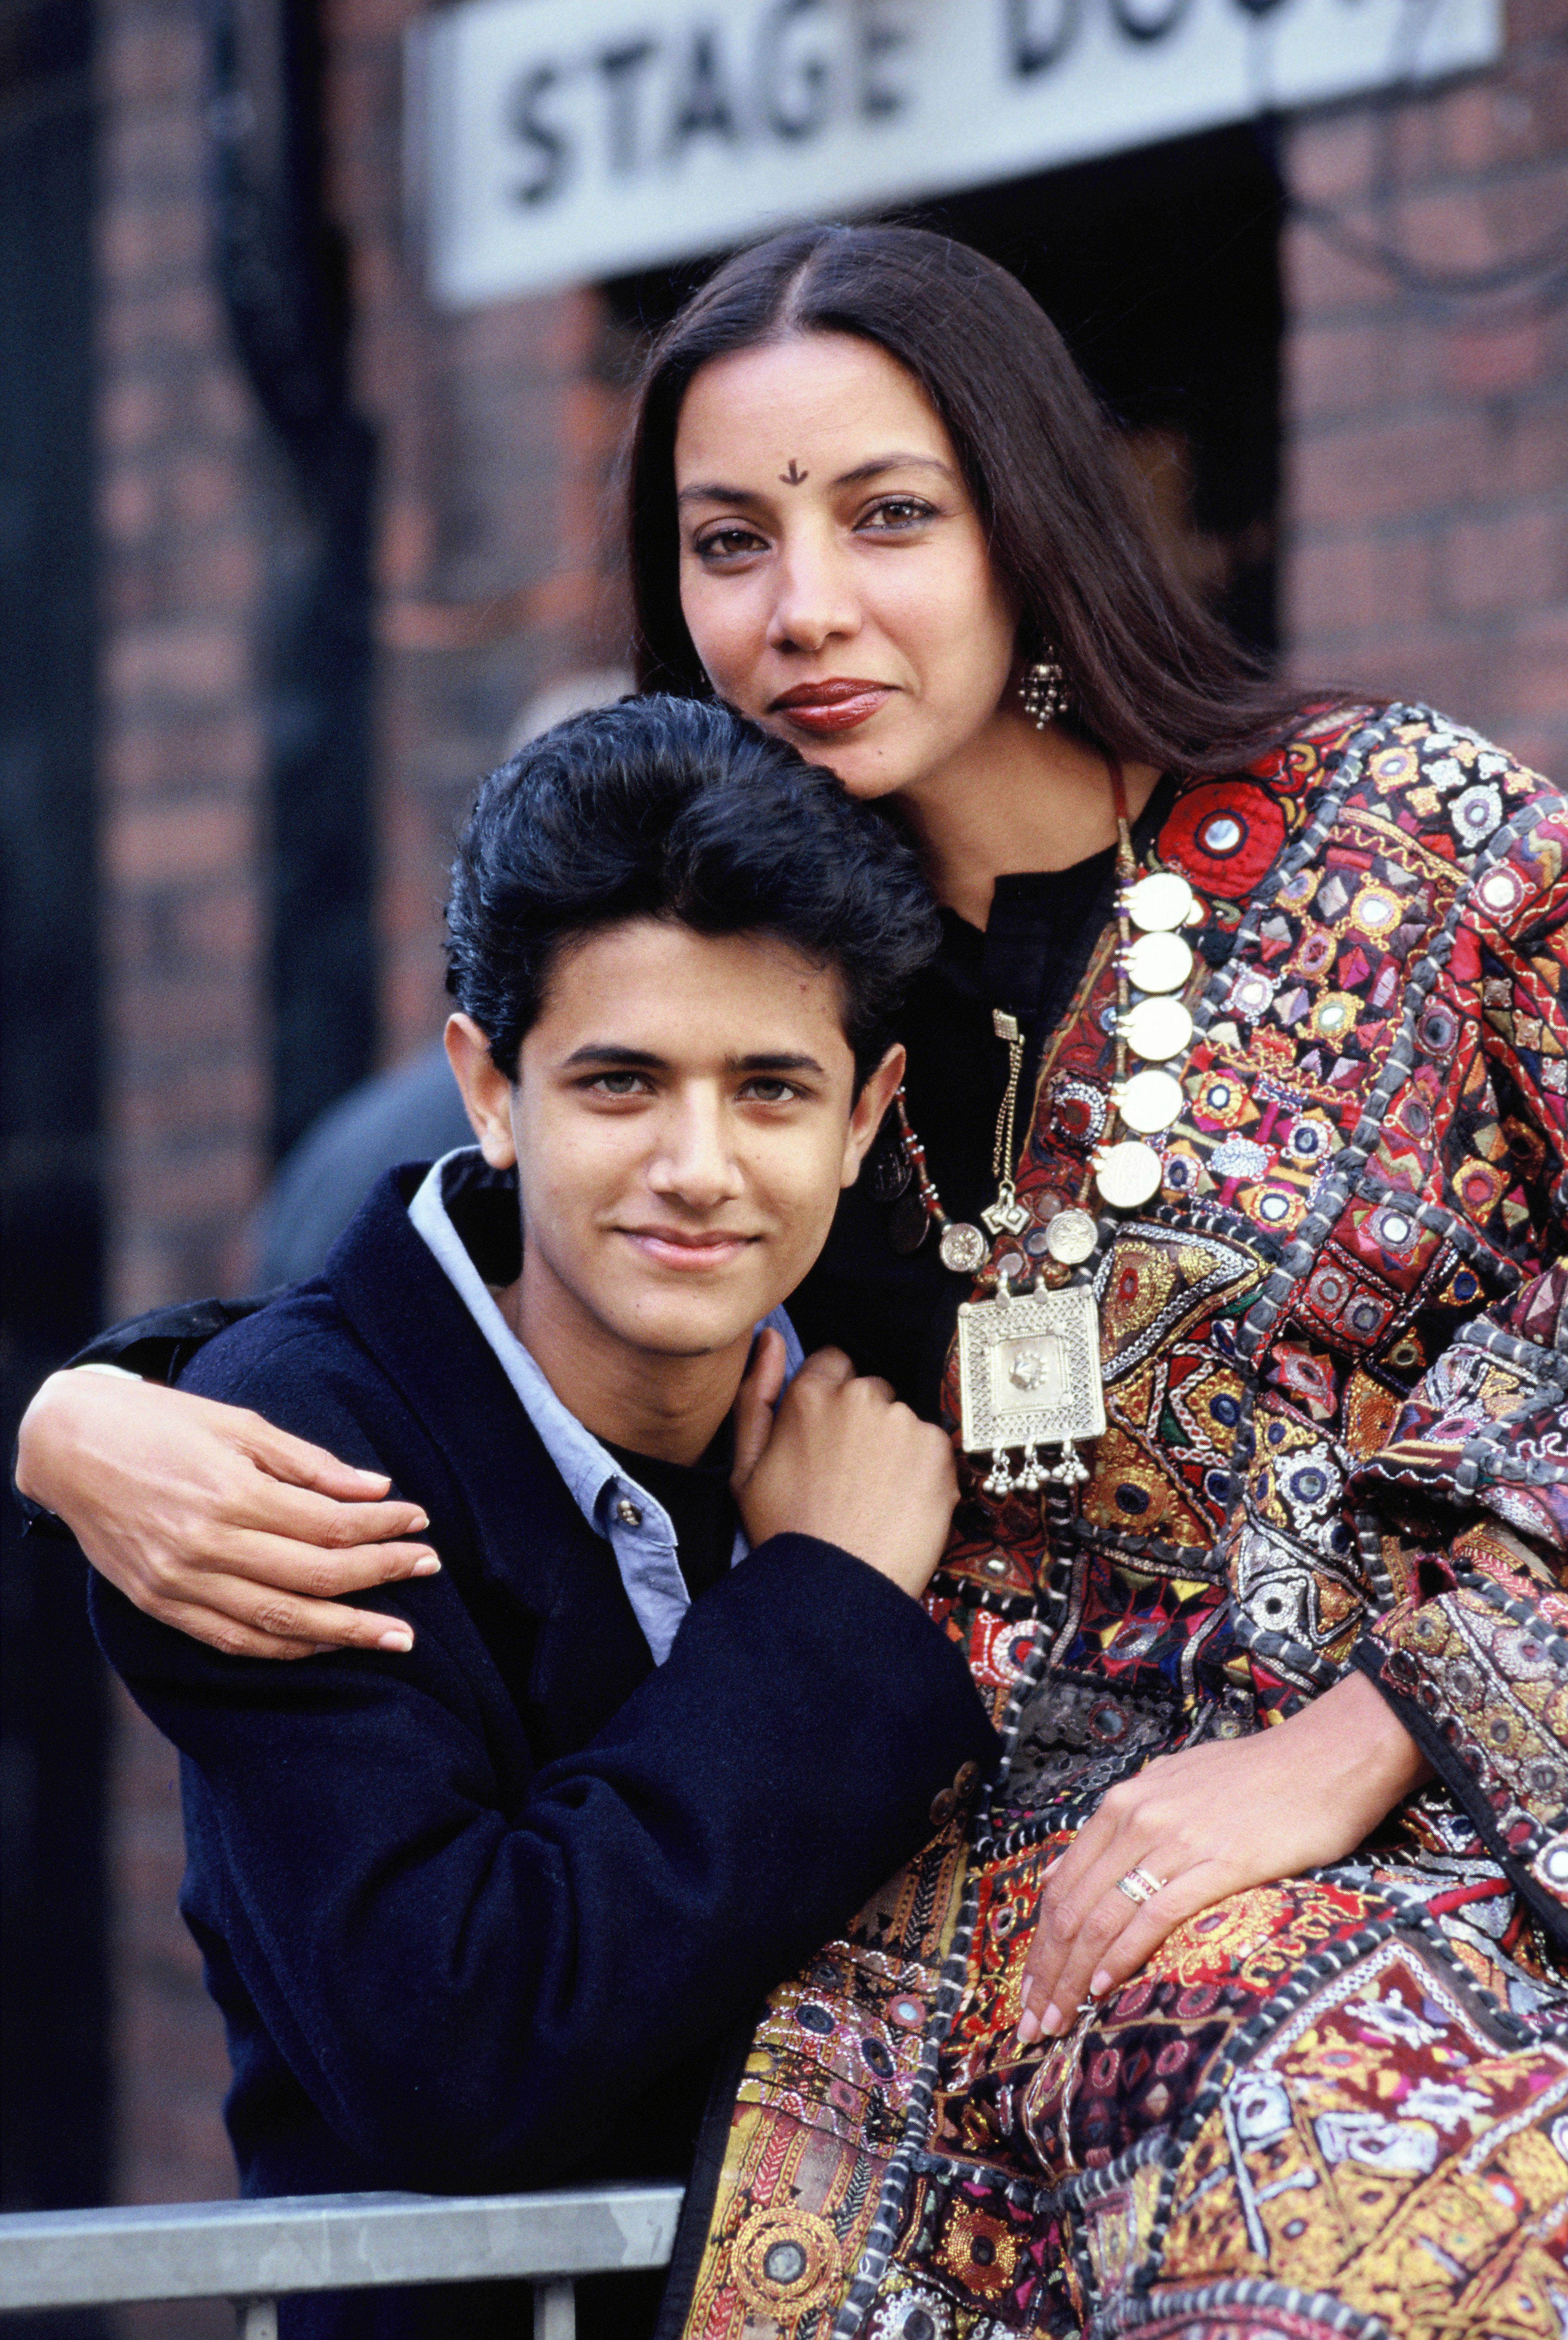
806,743,911,802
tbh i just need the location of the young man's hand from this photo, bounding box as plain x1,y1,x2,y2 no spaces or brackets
731,1332,958,1599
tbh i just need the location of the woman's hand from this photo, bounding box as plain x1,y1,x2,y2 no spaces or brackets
16,1369,440,1660
1016,1670,1433,2043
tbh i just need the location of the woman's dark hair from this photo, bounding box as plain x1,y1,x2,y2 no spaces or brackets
627,223,1308,776
446,692,938,1086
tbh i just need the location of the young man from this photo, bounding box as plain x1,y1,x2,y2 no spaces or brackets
83,698,999,2339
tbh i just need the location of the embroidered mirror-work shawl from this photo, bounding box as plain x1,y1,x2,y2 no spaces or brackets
665,706,1568,2340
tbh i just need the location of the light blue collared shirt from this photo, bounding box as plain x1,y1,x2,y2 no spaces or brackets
408,1149,803,1665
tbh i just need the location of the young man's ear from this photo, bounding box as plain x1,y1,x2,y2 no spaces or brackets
840,1044,906,1189
444,1014,518,1170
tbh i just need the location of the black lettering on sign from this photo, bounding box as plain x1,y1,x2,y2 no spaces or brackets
1005,0,1081,76
596,40,657,174
1108,0,1192,39
856,0,910,120
507,62,572,205
666,24,743,154
758,0,831,142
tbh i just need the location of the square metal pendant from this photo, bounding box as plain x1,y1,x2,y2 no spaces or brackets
956,1283,1106,1456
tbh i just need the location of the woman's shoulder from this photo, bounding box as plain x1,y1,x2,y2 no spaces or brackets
1275,700,1566,889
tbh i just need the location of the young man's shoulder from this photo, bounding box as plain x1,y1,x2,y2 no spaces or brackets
178,1278,354,1410
174,1166,518,1498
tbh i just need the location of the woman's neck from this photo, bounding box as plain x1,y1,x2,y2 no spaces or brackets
897,705,1161,931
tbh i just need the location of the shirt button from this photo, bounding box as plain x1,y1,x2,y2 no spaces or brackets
614,1498,642,1528
929,1787,959,1829
955,1761,981,1801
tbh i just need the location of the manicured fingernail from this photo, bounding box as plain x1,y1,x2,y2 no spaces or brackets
1015,2009,1041,2046
352,1468,391,1486
409,1512,429,1531
1090,1969,1112,1998
1018,1974,1035,2010
411,1556,441,1575
1041,2002,1063,2037
377,1629,414,1652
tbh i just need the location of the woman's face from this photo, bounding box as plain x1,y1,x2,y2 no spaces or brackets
673,332,1021,803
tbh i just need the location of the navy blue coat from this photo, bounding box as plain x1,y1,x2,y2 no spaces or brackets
89,1168,998,2339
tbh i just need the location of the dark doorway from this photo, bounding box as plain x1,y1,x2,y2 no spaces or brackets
604,119,1284,656
0,0,112,2317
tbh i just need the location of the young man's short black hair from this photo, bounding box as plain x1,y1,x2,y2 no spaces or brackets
445,693,939,1086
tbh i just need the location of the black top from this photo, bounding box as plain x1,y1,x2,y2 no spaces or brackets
605,1431,738,1603
790,777,1179,1417
87,1168,999,2340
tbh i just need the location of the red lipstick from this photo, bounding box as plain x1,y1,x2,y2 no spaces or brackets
768,678,892,736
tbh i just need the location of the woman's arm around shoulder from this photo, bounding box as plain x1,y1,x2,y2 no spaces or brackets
17,1354,440,1658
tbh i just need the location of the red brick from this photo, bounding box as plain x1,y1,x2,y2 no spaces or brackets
1489,608,1568,719
106,622,250,705
1281,216,1393,321
1288,410,1494,528
165,450,252,530
108,796,253,885
99,15,202,106
1446,315,1553,395
98,196,206,289
103,711,263,796
1441,507,1566,613
1287,111,1379,207
1387,186,1502,274
1286,530,1437,643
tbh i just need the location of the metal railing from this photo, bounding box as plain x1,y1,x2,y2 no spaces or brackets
0,2183,685,2337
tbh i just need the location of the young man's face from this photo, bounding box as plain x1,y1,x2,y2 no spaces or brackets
449,917,901,1366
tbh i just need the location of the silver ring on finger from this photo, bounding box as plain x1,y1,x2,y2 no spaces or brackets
1114,1866,1166,1905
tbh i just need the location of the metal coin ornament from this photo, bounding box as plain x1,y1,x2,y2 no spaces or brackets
1124,871,1195,932
938,1220,988,1275
1116,1067,1185,1134
1124,929,1194,994
1121,994,1194,1063
1094,1140,1164,1209
887,1188,931,1255
1044,1207,1098,1265
885,760,1218,1503
865,1133,913,1204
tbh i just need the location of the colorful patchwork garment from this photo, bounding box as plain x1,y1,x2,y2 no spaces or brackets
667,705,1568,2340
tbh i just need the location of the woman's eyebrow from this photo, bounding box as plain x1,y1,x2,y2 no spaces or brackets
831,453,955,489
676,480,761,508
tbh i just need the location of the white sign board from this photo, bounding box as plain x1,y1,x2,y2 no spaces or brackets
413,0,1501,309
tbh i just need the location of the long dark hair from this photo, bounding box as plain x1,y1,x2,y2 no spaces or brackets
626,224,1308,776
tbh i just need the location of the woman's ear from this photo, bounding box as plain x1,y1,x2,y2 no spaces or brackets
841,1044,906,1188
443,1014,518,1169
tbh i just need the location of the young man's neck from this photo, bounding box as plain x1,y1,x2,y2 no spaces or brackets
497,1260,750,1468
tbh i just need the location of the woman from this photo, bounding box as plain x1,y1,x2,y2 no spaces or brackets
21,227,1568,2338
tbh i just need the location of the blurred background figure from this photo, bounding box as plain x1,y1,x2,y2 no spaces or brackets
2,0,1563,2326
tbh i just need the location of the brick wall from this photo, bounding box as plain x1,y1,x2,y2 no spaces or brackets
1282,0,1568,778
94,0,624,2281
96,0,266,2299
97,0,268,1326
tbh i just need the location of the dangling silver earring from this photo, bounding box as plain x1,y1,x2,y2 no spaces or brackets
1019,649,1069,731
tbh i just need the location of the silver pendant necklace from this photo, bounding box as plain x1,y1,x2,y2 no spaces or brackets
895,758,1198,1498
